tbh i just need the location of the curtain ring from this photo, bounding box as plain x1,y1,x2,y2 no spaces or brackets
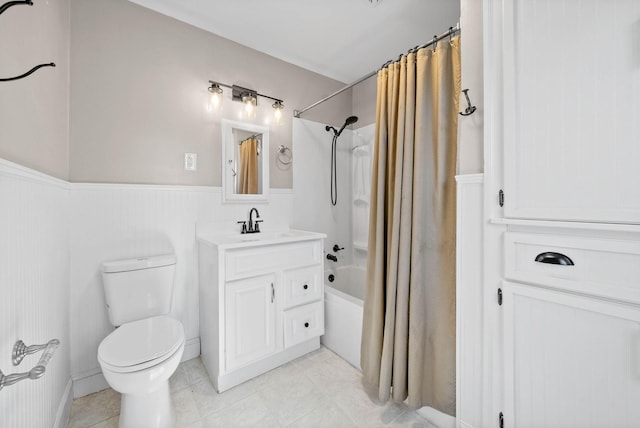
432,35,438,53
449,27,454,44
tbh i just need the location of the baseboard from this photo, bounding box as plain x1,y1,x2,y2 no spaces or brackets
215,338,319,392
72,368,109,399
182,337,201,362
416,406,455,428
53,378,73,428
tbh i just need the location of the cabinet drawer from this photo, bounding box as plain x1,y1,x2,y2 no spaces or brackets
225,240,322,281
504,232,640,304
282,265,322,309
283,301,324,348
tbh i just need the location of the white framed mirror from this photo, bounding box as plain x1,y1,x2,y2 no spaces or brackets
221,119,269,203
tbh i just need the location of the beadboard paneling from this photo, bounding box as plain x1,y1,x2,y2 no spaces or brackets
0,160,71,428
455,174,484,428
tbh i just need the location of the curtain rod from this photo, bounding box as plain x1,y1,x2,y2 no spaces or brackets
293,23,460,118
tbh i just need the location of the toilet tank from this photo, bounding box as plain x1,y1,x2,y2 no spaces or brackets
101,254,177,326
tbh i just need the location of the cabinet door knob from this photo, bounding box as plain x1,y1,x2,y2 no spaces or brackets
534,251,574,266
303,284,308,290
304,322,309,328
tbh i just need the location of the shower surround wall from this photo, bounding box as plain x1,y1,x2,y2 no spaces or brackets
292,119,374,285
292,119,353,265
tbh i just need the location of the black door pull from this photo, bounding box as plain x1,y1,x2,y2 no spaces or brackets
534,252,574,266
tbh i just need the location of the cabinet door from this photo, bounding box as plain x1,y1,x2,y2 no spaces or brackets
500,0,640,223
225,274,277,372
503,281,640,428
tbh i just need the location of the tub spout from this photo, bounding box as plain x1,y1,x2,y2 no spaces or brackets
326,254,338,262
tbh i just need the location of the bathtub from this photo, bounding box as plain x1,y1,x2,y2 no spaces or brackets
322,265,365,370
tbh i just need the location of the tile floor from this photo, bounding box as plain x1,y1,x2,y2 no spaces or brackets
68,347,434,428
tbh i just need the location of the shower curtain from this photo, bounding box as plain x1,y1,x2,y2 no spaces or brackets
238,137,259,194
361,36,460,415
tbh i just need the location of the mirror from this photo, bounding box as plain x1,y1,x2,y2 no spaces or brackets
221,119,269,203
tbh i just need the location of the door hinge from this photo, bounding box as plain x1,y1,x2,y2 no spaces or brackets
498,288,503,306
499,411,504,428
498,189,504,207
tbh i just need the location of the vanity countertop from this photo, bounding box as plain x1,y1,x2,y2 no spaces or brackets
197,228,326,250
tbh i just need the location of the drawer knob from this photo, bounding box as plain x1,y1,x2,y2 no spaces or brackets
303,284,308,290
534,252,574,266
304,322,310,328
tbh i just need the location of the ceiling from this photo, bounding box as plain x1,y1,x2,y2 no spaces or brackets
127,0,461,83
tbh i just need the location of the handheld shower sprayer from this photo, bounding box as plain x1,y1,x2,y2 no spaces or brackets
337,116,359,136
326,116,358,137
325,116,359,206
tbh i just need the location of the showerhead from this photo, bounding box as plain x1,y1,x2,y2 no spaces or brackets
325,115,358,137
345,116,359,126
337,115,358,136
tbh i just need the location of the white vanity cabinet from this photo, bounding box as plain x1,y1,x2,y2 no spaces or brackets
224,273,278,372
197,231,325,392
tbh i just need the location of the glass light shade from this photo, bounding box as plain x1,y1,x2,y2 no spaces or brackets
208,84,223,111
243,94,257,118
272,101,284,125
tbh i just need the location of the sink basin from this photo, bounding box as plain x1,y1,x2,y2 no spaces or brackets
239,231,296,241
198,229,326,249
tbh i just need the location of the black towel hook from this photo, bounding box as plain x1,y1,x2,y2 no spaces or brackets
1,1,57,82
459,89,477,116
0,63,55,82
0,0,32,15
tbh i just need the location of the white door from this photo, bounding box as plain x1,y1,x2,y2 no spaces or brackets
225,273,277,371
500,0,640,223
502,281,640,428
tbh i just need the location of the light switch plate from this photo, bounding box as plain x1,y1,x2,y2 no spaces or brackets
184,153,197,171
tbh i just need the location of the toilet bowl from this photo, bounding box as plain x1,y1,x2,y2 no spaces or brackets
99,315,185,428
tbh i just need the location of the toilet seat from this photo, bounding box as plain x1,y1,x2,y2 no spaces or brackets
98,315,184,373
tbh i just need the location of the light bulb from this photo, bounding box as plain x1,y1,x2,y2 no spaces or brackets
272,100,284,125
242,93,257,119
207,84,223,112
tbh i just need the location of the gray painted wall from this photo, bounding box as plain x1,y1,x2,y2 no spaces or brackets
0,0,70,179
2,0,482,183
459,0,484,174
69,0,352,187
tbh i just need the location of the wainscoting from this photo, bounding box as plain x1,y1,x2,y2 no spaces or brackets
455,174,484,428
0,159,72,428
1,158,295,428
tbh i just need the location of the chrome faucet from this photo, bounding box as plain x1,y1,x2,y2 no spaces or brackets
246,207,262,234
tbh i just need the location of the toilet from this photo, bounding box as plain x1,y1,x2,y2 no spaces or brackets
97,254,185,428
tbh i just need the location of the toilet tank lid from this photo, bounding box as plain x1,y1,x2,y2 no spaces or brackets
102,254,176,273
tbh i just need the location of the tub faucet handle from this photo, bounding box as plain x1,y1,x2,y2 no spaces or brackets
333,244,344,252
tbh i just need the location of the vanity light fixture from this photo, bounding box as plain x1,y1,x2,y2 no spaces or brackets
207,80,284,122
